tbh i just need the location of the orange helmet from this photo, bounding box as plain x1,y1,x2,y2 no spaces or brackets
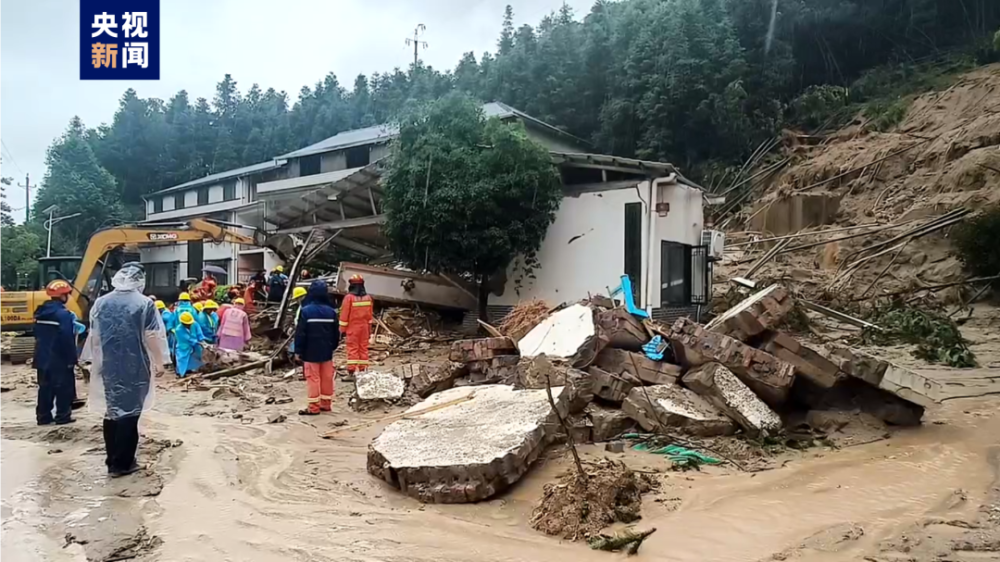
348,274,364,285
46,280,73,297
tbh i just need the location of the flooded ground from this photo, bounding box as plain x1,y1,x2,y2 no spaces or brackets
2,314,998,561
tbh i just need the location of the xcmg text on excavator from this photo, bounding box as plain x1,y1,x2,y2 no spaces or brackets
0,219,264,363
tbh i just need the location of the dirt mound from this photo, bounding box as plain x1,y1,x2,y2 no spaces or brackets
530,458,659,540
722,64,1000,305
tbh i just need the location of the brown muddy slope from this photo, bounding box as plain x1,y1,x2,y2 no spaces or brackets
720,63,1000,305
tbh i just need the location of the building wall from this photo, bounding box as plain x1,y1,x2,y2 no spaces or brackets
491,187,648,307
647,182,704,310
491,180,704,312
525,126,587,153
370,143,390,161
320,151,346,173
145,179,249,222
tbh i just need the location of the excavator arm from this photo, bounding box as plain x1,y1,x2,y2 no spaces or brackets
71,219,263,306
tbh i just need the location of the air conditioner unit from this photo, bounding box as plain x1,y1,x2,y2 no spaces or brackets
701,230,725,261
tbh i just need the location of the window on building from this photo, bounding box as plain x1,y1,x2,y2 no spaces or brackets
174,193,186,210
147,263,179,288
660,241,692,306
299,154,321,177
346,145,370,168
197,187,209,206
223,181,237,201
623,203,642,302
153,197,163,213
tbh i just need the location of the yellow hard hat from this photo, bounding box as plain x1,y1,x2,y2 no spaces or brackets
179,292,191,301
155,300,166,310
234,298,245,305
275,265,284,273
193,302,204,312
179,311,195,325
292,287,307,300
204,300,219,310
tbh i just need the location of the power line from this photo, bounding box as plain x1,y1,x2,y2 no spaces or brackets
0,140,25,175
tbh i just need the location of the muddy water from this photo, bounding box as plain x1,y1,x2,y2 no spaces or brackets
2,362,998,562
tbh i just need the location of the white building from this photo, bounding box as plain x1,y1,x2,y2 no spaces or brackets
140,161,287,294
142,101,712,322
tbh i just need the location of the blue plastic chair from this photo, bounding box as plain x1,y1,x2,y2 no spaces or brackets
608,274,649,318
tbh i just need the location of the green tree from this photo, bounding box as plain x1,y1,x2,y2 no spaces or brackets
382,93,562,318
0,224,42,289
34,117,124,252
1,170,14,227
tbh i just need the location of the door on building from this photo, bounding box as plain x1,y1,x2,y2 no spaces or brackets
660,241,691,305
188,241,204,282
624,202,643,303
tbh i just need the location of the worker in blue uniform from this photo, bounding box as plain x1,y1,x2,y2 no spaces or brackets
33,279,79,425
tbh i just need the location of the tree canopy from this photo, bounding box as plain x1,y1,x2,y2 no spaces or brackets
381,92,562,315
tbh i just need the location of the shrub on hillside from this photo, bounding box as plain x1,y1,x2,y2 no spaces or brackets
952,204,1000,283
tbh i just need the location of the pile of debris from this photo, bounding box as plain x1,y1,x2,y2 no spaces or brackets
363,283,945,504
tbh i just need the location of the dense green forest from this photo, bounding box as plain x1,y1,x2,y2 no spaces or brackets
3,0,999,286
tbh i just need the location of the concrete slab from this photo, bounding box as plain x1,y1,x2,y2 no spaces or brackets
594,347,681,386
622,385,737,437
762,332,840,388
682,363,781,435
669,317,796,408
518,304,603,367
367,384,567,503
355,371,406,401
705,285,793,342
824,345,944,407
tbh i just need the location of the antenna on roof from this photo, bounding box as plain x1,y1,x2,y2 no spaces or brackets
404,24,428,67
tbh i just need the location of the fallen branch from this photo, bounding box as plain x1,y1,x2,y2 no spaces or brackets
198,359,271,381
799,300,882,330
321,394,475,438
588,527,658,555
744,238,791,279
545,370,586,481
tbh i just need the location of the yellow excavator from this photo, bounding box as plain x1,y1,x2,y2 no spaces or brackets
0,219,264,363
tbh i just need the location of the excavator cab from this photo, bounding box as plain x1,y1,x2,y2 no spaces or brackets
37,257,83,289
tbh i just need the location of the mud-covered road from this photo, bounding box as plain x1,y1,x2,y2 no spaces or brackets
2,328,999,561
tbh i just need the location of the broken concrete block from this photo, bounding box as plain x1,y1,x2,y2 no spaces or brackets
449,337,518,363
585,402,634,442
553,413,593,444
594,347,681,386
761,332,839,388
595,307,649,352
622,385,737,437
355,371,406,401
467,355,521,385
824,345,943,407
399,363,466,398
705,284,793,342
588,366,635,404
367,384,567,503
682,363,781,436
518,304,606,368
669,317,796,408
516,356,594,414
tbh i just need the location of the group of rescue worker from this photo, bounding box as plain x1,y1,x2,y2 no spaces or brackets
34,266,375,474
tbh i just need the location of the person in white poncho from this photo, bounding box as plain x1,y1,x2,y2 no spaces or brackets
82,263,169,477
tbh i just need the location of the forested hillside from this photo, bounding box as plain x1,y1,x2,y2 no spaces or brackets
3,0,998,283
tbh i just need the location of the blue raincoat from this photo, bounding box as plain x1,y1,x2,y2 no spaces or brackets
196,310,218,344
162,308,176,357
173,322,206,377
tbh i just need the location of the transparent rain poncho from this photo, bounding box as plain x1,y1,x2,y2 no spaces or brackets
81,264,169,420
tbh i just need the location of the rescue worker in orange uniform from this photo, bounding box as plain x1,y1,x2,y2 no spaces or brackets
339,274,373,375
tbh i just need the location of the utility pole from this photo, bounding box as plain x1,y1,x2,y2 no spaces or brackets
18,173,33,222
404,24,428,66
